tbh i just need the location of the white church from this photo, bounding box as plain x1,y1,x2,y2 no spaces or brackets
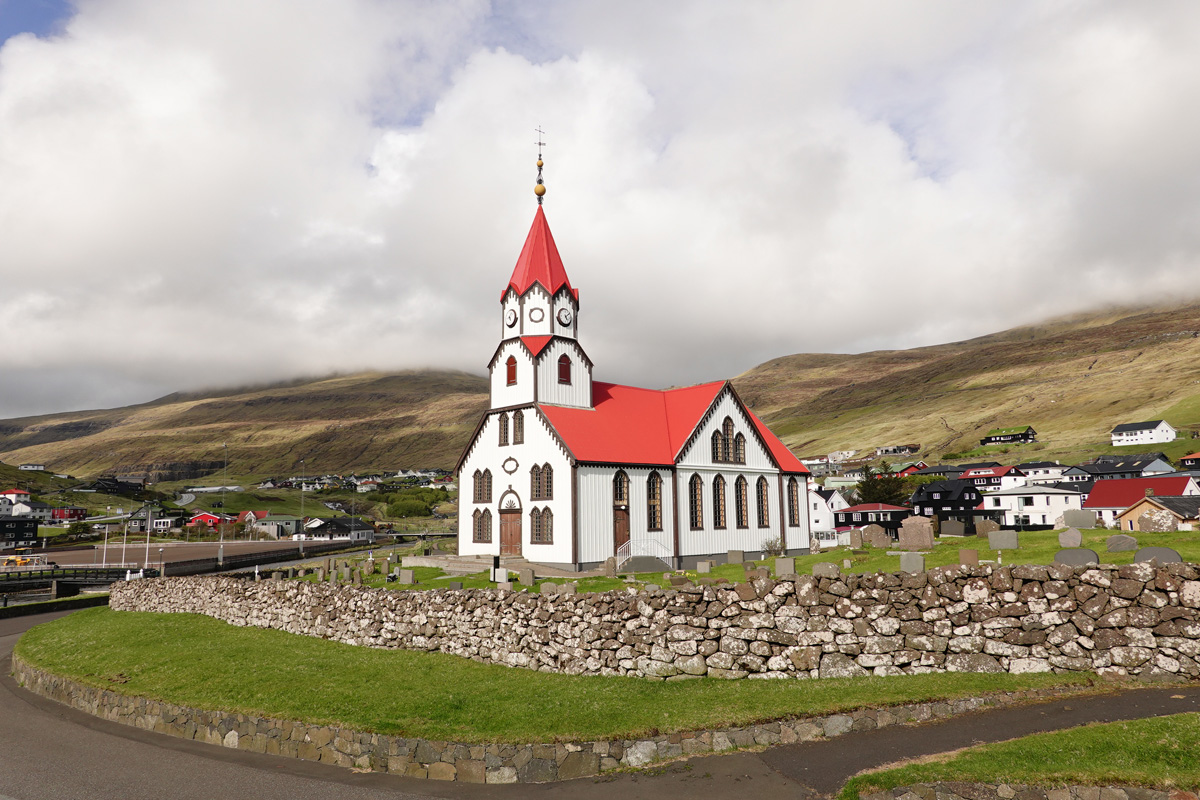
456,185,812,571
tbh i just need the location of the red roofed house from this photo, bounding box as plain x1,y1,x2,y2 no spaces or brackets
456,202,811,571
1181,453,1200,470
1083,476,1200,526
958,466,1026,492
236,510,269,525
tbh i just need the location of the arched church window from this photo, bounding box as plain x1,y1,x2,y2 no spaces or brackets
647,472,663,531
513,410,524,444
530,508,554,543
482,469,492,503
506,356,517,386
711,431,722,462
498,413,509,446
735,476,748,529
713,475,727,529
543,464,553,500
530,465,541,499
722,418,734,462
788,477,801,527
473,469,482,503
472,509,492,543
613,470,629,505
689,474,703,530
757,477,770,528
558,354,572,385
734,433,746,464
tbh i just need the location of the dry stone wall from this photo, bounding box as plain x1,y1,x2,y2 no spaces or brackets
863,784,1198,800
110,562,1200,680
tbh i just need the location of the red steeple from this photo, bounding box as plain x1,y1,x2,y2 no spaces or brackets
504,206,578,300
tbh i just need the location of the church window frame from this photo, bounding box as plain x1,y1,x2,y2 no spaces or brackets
506,356,517,386
613,470,629,506
757,477,770,528
722,418,734,462
713,475,727,530
689,474,704,530
558,354,572,385
513,410,524,444
498,412,509,446
711,431,722,462
647,472,663,531
788,477,801,527
735,476,749,529
530,507,553,544
734,433,746,464
530,465,541,500
473,469,493,504
472,508,493,543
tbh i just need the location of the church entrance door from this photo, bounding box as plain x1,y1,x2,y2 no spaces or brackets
613,506,629,553
500,510,522,555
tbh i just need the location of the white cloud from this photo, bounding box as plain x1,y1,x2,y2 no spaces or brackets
1,0,1199,418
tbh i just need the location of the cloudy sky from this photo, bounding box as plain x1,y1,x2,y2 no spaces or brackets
2,1,1199,419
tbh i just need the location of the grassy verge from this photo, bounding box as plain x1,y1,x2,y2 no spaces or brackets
17,608,1096,744
839,713,1200,798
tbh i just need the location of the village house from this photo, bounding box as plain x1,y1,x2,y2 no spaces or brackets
875,444,920,457
1116,495,1200,532
11,500,52,522
980,485,1084,529
833,503,911,539
456,198,811,570
909,480,986,531
1063,453,1174,482
50,505,87,522
979,426,1037,446
808,486,849,549
0,517,38,551
1082,476,1200,525
1110,420,1177,447
188,511,234,528
1015,461,1069,485
18,463,45,471
959,465,1026,492
1182,453,1200,470
0,489,32,505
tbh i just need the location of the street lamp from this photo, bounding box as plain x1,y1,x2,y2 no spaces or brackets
101,506,111,566
159,547,164,574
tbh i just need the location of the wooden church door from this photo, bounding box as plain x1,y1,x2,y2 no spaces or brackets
500,510,522,555
613,508,630,552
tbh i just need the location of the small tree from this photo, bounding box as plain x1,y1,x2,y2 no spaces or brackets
66,521,92,538
857,461,910,506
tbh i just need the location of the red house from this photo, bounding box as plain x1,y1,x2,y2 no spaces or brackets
50,506,87,522
189,511,233,528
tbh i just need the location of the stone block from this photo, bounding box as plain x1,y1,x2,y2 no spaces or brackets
697,561,712,574
1063,509,1098,529
898,517,934,550
558,583,578,595
603,557,617,578
988,530,1019,550
398,569,415,585
774,557,794,576
1107,534,1138,552
727,550,744,565
813,562,840,578
517,568,535,585
1059,528,1083,548
847,529,863,548
540,582,559,595
497,581,514,591
1054,548,1100,566
427,762,456,781
959,549,979,566
457,759,486,783
940,519,966,537
976,519,1000,536
447,581,463,591
900,553,925,574
1135,546,1182,564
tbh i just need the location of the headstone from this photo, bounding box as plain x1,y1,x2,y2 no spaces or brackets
324,558,332,573
447,581,463,590
813,562,840,579
847,529,863,548
559,583,578,596
745,567,769,581
352,570,362,585
540,582,559,595
1134,546,1183,564
727,549,744,565
1063,509,1098,529
316,568,325,581
862,525,890,548
842,559,852,569
341,566,351,581
774,557,794,576
898,517,935,551
1054,548,1100,566
1106,534,1138,553
518,568,535,585
603,557,617,578
497,581,514,591
976,519,1001,536
988,530,1019,550
959,549,979,566
296,568,304,578
900,553,925,574
1138,510,1178,533
668,575,689,587
398,569,415,585
940,519,966,537
697,560,712,574
492,567,508,583
1058,528,1083,548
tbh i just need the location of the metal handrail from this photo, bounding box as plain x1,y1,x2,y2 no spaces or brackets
615,538,672,570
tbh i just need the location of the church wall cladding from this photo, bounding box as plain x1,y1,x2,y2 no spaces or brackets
535,338,591,408
109,562,1200,681
576,465,674,564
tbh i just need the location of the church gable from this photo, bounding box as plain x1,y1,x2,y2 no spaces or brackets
676,386,777,471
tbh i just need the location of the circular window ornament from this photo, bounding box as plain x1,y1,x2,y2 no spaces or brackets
528,307,545,323
502,457,519,475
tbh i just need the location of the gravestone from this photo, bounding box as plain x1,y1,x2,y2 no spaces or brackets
1106,533,1138,552
746,567,769,580
352,570,362,585
296,568,305,578
1054,548,1100,566
447,581,464,590
1063,509,1098,529
603,558,617,578
727,550,745,565
1058,528,1083,548
324,558,332,573
1134,546,1183,564
959,549,979,566
941,520,966,537
774,557,795,576
862,525,890,549
1139,510,1178,533
847,529,863,548
364,559,375,575
900,553,925,574
497,581,514,591
976,519,1000,536
697,560,712,574
518,568,535,585
341,566,351,581
988,530,1019,550
898,517,935,551
668,574,690,587
558,583,578,595
813,562,840,579
842,559,852,569
540,582,559,595
316,568,325,582
492,567,508,583
398,569,415,585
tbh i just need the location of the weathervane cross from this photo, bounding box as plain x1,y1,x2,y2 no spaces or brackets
534,126,547,205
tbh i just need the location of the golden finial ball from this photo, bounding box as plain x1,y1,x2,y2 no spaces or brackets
537,159,543,167
534,184,546,197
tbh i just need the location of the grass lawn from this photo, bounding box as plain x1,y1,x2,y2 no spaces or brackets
16,608,1096,744
839,713,1200,797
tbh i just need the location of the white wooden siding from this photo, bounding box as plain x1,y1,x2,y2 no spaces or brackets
676,468,782,557
551,292,578,339
489,340,536,408
576,465,675,563
536,338,592,409
677,390,775,471
518,285,553,337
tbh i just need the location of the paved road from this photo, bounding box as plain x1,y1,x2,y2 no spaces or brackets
4,612,1200,800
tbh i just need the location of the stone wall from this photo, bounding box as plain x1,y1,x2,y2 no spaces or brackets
863,783,1198,800
110,562,1200,679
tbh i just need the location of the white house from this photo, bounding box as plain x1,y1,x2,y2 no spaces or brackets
456,199,811,571
981,486,1084,527
11,501,52,522
18,464,44,471
808,486,850,549
1016,461,1068,485
1110,420,1176,447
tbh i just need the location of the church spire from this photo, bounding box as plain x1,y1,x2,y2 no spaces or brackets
505,206,576,300
534,126,546,204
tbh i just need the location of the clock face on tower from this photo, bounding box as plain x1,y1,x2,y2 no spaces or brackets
557,308,573,325
505,309,517,327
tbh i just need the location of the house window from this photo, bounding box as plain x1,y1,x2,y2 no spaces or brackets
506,356,517,386
689,474,704,529
713,475,727,529
789,477,801,526
530,508,553,543
853,512,862,521
992,498,1001,508
498,413,509,446
613,470,628,505
757,477,769,528
513,410,524,444
647,472,663,531
735,476,748,528
558,354,572,385
472,509,493,542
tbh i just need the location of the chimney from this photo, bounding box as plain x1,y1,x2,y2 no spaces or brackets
1146,488,1154,497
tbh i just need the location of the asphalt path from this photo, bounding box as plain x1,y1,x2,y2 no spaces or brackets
3,611,1200,800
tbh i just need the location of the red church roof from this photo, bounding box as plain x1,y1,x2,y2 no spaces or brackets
521,335,553,357
1083,476,1197,509
539,381,808,473
504,206,578,300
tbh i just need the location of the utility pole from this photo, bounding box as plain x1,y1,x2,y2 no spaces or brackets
221,442,227,544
